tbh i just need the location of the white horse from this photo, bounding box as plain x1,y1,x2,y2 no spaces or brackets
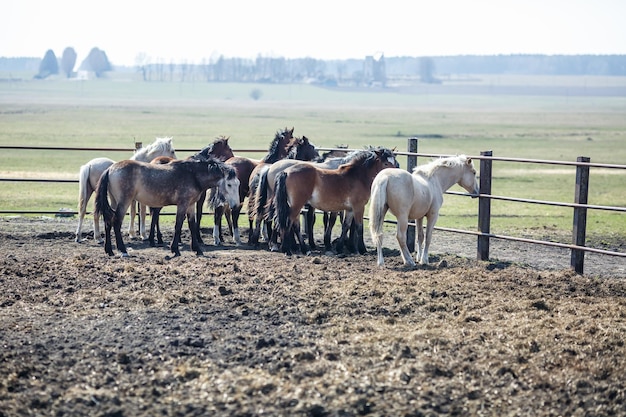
369,155,479,267
75,137,177,242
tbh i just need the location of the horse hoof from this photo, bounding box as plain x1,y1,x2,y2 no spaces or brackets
120,252,130,258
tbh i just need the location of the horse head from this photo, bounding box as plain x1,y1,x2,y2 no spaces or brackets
287,136,320,161
197,136,235,162
134,137,177,162
373,146,399,169
216,164,241,209
457,155,480,197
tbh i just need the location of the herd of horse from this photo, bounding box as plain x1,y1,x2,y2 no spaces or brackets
76,127,480,266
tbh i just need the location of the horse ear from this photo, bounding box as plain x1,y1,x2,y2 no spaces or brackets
466,157,472,165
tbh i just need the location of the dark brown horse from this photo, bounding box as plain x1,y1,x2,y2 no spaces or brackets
95,157,239,257
273,148,398,255
211,127,294,246
247,135,320,248
145,136,236,247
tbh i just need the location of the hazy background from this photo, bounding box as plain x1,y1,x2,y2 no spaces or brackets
2,0,625,66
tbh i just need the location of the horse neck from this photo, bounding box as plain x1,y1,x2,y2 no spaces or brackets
209,143,234,161
263,147,288,163
194,162,224,190
430,165,462,192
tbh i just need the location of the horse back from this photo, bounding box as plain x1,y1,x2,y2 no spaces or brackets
84,157,115,190
108,160,201,209
385,169,436,219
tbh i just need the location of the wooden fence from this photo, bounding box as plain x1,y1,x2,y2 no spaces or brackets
1,139,625,274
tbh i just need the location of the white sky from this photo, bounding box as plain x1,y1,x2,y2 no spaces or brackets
2,0,625,66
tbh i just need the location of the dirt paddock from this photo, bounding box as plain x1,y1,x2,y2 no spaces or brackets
1,216,625,416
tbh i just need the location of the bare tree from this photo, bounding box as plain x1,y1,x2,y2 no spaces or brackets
135,53,149,81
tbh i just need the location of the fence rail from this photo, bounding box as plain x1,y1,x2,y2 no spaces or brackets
1,140,625,274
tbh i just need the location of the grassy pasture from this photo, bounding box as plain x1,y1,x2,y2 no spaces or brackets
1,75,625,243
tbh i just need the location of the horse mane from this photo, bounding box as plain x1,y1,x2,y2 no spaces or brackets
337,149,378,170
137,137,174,156
321,144,349,160
414,155,469,177
263,128,291,163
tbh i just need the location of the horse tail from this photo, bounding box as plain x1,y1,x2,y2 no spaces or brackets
273,171,291,233
77,163,90,213
368,174,389,247
94,169,115,225
255,166,270,220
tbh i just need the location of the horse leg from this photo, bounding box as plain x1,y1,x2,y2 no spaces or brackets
419,214,438,265
156,209,163,245
148,207,161,247
213,205,224,246
354,220,367,255
92,206,103,243
113,207,129,256
128,201,137,238
356,218,367,254
335,210,354,254
346,216,359,253
305,205,317,250
76,192,91,243
187,209,203,256
170,208,186,257
292,217,310,255
139,203,148,240
104,219,114,256
323,211,336,253
268,220,282,252
196,191,206,245
225,204,233,239
231,204,243,246
416,218,425,264
396,216,416,267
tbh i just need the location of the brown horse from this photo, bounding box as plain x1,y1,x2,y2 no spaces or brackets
255,147,396,253
211,127,294,246
75,137,177,243
273,148,398,255
95,157,239,257
144,136,236,247
247,135,321,248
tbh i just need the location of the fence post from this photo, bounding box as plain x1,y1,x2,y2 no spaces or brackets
406,138,418,253
135,141,143,151
571,156,590,274
477,151,492,261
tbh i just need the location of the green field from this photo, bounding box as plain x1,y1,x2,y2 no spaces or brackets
1,75,625,244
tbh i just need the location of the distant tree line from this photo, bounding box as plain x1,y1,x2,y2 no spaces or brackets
2,53,625,84
388,54,626,77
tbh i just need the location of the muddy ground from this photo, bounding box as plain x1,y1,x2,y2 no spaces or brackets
1,216,625,416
